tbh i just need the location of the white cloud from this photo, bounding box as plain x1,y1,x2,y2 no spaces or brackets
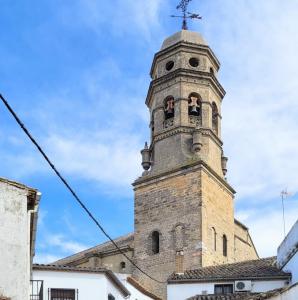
44,131,142,187
34,253,61,264
236,198,298,257
47,234,89,254
192,1,298,202
62,0,167,43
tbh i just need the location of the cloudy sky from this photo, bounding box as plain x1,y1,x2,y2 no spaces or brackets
1,0,298,263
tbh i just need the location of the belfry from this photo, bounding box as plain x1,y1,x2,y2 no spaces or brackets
132,30,258,297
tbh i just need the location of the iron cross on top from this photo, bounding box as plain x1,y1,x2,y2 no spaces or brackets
171,0,202,30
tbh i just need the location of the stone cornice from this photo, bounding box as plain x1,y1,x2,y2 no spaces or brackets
153,126,223,148
146,69,225,107
133,160,236,196
150,41,220,77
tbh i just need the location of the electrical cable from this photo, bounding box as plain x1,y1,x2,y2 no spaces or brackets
0,93,166,284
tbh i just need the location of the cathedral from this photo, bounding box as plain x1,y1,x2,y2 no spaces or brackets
55,29,258,299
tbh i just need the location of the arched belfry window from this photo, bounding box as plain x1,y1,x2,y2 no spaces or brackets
120,261,126,270
188,93,201,116
152,231,160,254
212,102,219,134
211,227,217,251
223,234,227,257
164,96,175,120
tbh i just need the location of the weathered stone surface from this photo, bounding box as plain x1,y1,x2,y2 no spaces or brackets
132,30,258,299
54,30,258,300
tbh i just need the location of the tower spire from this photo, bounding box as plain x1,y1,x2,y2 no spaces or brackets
171,0,202,30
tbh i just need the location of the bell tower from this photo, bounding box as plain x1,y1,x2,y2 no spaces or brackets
141,30,227,177
132,30,257,299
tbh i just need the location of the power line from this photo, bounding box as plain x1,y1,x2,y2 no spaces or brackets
0,93,165,284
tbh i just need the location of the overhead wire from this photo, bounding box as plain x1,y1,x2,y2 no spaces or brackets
0,93,166,284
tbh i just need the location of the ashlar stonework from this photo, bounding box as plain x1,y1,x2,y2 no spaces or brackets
54,30,258,300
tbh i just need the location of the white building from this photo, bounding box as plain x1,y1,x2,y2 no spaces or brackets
277,220,298,284
167,257,291,300
0,177,40,300
32,264,160,300
167,218,298,300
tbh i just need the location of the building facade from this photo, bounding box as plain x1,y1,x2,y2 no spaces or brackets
32,264,160,300
0,178,40,300
167,257,291,300
132,30,258,298
54,30,258,299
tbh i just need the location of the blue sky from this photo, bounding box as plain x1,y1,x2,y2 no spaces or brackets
1,0,298,262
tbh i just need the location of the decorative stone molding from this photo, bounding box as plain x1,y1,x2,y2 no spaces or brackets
150,42,221,78
146,68,226,106
189,115,201,126
164,117,174,128
133,160,236,196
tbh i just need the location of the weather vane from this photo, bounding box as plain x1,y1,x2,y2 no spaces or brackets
171,0,202,30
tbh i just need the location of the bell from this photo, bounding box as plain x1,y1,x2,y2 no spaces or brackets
190,105,198,113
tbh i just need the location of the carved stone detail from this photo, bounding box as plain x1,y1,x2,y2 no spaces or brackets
164,118,174,128
189,115,202,126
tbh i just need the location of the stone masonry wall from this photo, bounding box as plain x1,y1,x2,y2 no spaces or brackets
74,251,134,274
200,169,235,267
234,222,258,262
133,167,204,299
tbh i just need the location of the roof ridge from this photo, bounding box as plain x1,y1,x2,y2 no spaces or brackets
52,232,134,264
185,257,277,273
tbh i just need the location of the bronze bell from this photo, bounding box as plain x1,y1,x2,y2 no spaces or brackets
190,105,198,113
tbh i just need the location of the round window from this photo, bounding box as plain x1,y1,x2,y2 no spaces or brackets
165,61,174,71
189,57,199,67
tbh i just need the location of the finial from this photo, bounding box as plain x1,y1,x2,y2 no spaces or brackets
141,142,151,174
171,0,202,30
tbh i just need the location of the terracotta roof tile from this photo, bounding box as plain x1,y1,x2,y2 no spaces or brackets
168,257,291,282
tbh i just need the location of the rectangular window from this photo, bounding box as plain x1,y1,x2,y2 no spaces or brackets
51,289,75,300
214,284,233,294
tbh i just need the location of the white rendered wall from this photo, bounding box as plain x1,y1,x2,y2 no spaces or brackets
116,274,155,300
33,270,126,300
0,181,31,300
264,284,298,300
277,220,298,269
167,280,287,300
283,252,298,284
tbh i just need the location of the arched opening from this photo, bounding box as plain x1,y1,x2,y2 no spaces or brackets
188,93,201,116
164,96,175,120
212,227,217,251
120,261,126,270
212,102,219,134
210,67,214,75
223,234,227,257
152,231,160,254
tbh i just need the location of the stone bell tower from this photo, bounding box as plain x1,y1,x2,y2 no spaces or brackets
132,30,256,299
